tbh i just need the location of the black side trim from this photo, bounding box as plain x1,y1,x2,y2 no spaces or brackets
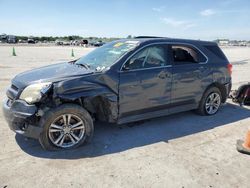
120,99,194,118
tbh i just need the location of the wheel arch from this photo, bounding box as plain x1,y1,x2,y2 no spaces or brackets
38,103,94,150
52,79,119,123
55,94,118,123
81,95,118,123
204,82,227,103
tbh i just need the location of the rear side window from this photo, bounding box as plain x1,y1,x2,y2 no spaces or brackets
171,45,207,65
204,45,227,60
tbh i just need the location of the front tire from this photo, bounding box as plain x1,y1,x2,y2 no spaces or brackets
197,87,222,116
39,104,94,150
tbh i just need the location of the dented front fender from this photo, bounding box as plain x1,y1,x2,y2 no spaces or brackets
52,73,119,122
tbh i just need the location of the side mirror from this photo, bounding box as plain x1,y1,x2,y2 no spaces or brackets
122,66,130,71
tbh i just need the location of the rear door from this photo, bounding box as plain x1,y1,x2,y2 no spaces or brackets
119,44,172,119
170,44,209,111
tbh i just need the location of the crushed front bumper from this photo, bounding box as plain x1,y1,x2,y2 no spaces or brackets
2,99,43,139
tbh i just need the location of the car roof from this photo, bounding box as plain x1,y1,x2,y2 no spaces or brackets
119,37,216,46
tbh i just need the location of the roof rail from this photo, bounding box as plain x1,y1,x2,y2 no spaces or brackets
134,36,167,39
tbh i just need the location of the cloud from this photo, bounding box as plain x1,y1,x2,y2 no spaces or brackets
161,17,196,29
152,6,165,12
200,9,216,16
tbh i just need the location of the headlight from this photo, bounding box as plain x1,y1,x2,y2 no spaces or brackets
19,82,52,104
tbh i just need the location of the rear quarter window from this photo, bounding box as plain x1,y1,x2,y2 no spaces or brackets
204,45,227,60
171,45,207,65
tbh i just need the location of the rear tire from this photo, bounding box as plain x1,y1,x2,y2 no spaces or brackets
197,87,222,116
39,104,94,151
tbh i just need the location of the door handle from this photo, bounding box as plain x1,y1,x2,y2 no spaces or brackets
199,66,208,72
165,73,171,78
158,72,167,79
129,85,137,88
158,72,171,79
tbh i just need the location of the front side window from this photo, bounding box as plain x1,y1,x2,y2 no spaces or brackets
171,45,206,65
123,45,167,70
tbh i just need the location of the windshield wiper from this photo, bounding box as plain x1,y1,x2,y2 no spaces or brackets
77,63,91,69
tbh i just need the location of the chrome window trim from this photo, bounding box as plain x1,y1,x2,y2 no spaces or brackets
120,65,172,72
119,42,208,72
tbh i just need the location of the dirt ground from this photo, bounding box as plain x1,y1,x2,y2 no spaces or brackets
0,45,250,188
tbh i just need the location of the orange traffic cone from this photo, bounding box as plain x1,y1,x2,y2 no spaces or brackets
236,128,250,155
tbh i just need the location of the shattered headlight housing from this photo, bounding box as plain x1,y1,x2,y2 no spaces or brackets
19,82,52,104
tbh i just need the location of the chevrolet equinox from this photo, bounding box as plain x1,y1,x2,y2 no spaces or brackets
3,37,232,150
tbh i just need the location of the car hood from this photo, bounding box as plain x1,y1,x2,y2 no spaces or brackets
12,62,94,88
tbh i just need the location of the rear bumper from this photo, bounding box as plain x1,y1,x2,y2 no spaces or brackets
223,82,232,103
2,99,43,139
225,82,232,96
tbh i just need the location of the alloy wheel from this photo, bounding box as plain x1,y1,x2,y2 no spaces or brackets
205,92,221,115
48,114,85,148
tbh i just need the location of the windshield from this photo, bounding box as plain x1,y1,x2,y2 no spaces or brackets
75,40,139,70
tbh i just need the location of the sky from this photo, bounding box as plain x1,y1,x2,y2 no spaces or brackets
0,0,250,40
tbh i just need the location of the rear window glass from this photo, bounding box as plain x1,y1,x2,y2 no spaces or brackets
171,45,207,65
204,45,227,60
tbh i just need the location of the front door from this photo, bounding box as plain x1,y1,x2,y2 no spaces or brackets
118,44,172,120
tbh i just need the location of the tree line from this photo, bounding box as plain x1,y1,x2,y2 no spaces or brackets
15,35,122,42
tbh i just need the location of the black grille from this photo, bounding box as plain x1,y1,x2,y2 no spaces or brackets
11,84,18,91
7,84,19,100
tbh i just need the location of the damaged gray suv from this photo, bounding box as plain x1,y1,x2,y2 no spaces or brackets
3,37,232,150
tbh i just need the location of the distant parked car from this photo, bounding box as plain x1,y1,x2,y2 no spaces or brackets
27,38,35,44
3,37,232,150
63,41,70,46
93,41,105,47
18,39,27,43
55,40,63,45
7,35,17,43
0,34,7,43
71,40,88,46
80,39,88,46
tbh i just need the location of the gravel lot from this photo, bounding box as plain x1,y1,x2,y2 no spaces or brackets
0,45,250,188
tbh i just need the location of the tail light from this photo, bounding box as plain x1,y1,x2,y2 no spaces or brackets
227,63,233,76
